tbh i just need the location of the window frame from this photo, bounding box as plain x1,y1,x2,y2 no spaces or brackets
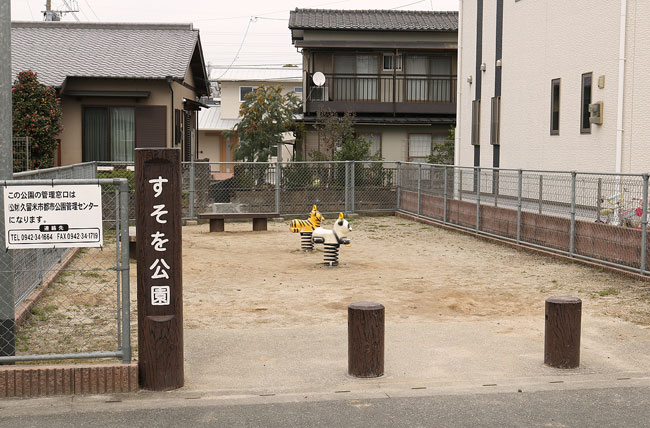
408,133,433,162
580,72,592,134
471,99,481,145
382,54,403,71
82,105,136,162
239,86,259,102
550,78,561,135
358,132,382,158
490,96,501,145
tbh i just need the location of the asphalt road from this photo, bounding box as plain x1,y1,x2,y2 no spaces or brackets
1,386,648,428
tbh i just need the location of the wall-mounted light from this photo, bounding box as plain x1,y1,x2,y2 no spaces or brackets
480,62,486,72
496,59,502,67
467,75,473,84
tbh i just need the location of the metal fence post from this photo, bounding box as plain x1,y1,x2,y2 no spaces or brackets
443,165,448,224
115,188,121,351
396,162,401,211
275,160,281,214
417,163,422,216
517,169,522,243
538,174,543,214
351,161,356,213
189,159,195,220
641,174,649,274
570,171,576,257
476,167,481,231
344,161,350,214
0,0,16,361
596,178,602,222
119,180,131,364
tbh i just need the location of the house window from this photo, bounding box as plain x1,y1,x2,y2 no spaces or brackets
408,134,432,162
83,107,135,162
471,99,481,145
383,54,403,71
550,79,561,135
239,86,259,102
580,73,592,134
490,96,501,145
359,133,382,157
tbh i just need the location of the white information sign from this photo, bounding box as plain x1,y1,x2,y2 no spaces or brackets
3,184,103,249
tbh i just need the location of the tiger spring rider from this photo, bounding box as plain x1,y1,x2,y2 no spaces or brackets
312,213,352,266
289,205,324,251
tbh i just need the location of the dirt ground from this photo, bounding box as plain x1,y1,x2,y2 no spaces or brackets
171,215,650,330
19,214,650,356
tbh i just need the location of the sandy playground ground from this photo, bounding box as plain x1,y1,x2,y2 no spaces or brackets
170,215,650,330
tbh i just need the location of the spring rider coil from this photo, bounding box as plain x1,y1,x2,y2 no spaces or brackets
312,213,352,267
289,205,324,252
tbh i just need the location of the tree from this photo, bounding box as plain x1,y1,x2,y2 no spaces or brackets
427,126,455,165
12,70,63,169
312,110,379,161
230,86,300,162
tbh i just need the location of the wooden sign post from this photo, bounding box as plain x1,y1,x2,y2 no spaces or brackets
135,148,183,390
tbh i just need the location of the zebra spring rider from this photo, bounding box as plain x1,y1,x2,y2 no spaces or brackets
289,205,324,251
312,213,352,266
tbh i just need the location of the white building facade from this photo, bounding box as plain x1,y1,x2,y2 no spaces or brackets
456,0,650,173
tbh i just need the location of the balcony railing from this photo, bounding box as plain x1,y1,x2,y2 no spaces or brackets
307,73,457,107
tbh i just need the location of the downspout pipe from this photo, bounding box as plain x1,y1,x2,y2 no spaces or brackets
615,0,627,174
166,76,174,148
454,1,463,167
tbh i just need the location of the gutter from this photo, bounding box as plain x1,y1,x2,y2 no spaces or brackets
167,76,175,148
454,1,463,167
615,0,627,173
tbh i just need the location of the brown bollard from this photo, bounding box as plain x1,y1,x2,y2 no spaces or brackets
348,302,384,378
544,296,582,369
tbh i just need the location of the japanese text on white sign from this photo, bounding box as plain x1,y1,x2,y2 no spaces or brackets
3,184,103,249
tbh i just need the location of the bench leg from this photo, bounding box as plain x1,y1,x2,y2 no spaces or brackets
252,218,267,231
209,218,225,232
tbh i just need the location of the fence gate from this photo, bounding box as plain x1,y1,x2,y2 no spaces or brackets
0,177,131,364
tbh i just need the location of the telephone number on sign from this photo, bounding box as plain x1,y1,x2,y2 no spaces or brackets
8,228,101,244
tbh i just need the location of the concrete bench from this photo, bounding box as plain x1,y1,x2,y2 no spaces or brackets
198,213,278,232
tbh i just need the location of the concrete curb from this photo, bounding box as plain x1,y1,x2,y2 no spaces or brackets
0,363,138,398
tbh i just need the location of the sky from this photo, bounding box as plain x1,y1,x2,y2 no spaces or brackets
10,0,459,68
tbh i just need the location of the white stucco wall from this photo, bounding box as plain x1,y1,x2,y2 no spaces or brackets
622,0,650,173
219,80,302,119
458,0,629,173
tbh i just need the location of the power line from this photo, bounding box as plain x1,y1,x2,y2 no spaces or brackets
216,17,254,79
26,0,35,19
391,0,427,9
83,0,101,21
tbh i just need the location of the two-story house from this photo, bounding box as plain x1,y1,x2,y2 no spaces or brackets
198,66,302,173
11,21,210,166
456,0,650,174
289,8,458,162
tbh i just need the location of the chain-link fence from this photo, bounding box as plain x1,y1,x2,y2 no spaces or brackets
92,160,650,276
97,161,399,219
12,137,30,173
0,174,131,364
399,163,650,276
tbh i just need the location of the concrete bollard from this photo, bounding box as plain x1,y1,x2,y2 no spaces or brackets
348,302,384,378
544,296,582,369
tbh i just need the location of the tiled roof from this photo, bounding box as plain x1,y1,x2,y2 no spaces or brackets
11,22,201,88
289,8,458,32
210,67,302,82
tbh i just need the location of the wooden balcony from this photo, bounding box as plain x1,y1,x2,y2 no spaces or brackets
306,72,457,115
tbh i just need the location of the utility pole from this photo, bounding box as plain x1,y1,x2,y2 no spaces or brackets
1,0,16,361
44,0,59,21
